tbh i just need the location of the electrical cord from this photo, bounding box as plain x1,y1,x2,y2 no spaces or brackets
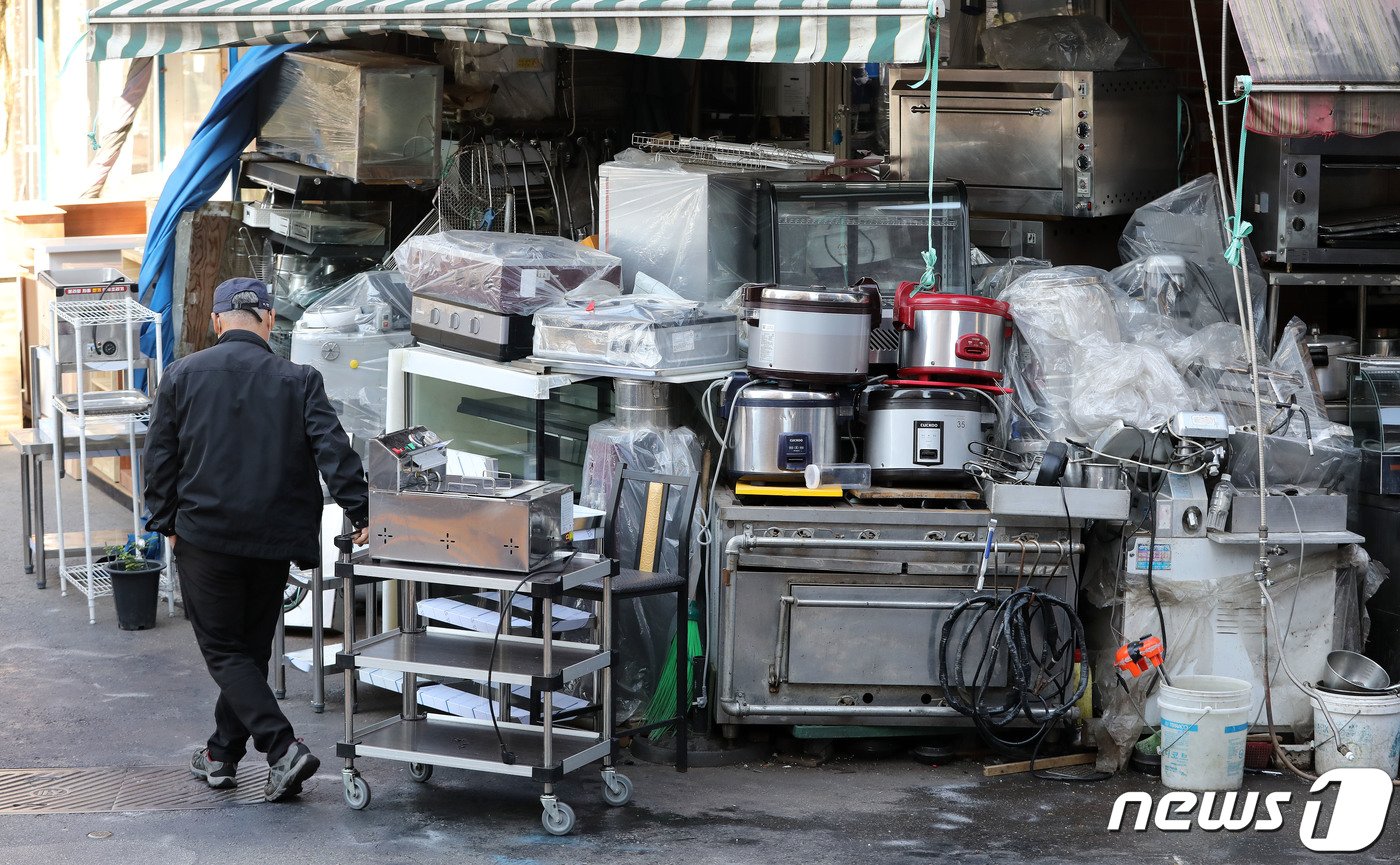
938,586,1088,756
485,550,576,765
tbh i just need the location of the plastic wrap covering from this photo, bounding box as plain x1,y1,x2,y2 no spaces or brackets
576,419,703,724
1004,266,1197,439
290,270,414,441
976,256,1051,299
394,231,622,315
1091,547,1341,772
1335,545,1390,654
1265,317,1351,444
533,285,739,371
981,15,1128,71
257,50,443,184
597,150,763,302
1226,432,1359,496
441,43,556,122
1119,176,1268,343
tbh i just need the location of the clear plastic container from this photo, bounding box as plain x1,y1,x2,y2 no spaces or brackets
804,463,873,490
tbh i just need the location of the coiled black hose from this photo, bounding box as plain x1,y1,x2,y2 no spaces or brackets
938,586,1089,753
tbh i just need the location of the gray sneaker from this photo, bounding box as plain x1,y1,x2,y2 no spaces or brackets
190,749,237,789
264,740,319,802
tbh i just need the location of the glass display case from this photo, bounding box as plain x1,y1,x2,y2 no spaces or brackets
757,179,971,295
1347,356,1400,494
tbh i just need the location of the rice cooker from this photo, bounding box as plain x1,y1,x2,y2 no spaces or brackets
863,387,993,484
726,385,841,481
894,281,1012,382
743,279,882,384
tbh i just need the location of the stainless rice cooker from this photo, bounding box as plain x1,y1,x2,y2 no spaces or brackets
743,279,882,384
727,385,840,481
863,387,992,484
1306,328,1358,401
894,281,1012,383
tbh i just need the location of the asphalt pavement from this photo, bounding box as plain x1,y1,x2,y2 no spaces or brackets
0,446,1392,865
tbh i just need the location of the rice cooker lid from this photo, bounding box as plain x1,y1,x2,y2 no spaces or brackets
744,282,873,310
867,386,978,411
736,385,840,407
896,282,1011,318
1307,331,1358,354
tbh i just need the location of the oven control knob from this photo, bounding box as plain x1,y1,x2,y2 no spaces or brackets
1076,122,1090,139
429,307,441,325
449,312,461,330
469,315,482,335
1076,155,1092,172
101,341,117,356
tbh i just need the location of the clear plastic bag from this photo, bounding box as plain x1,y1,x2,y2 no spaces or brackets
532,291,739,371
441,43,556,121
981,15,1128,71
290,270,414,439
976,256,1052,299
1268,317,1350,444
597,151,765,302
1069,342,1195,435
1119,176,1268,344
575,419,704,724
1334,545,1389,653
394,230,622,315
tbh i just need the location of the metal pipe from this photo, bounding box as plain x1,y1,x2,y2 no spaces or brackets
1237,81,1400,94
717,699,1063,720
742,536,1083,555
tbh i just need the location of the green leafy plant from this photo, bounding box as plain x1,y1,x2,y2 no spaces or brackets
105,540,159,572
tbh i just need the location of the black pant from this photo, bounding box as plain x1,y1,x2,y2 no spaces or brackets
176,539,295,765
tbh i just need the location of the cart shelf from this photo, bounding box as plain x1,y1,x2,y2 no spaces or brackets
60,562,113,599
341,551,613,596
345,627,609,689
348,714,611,782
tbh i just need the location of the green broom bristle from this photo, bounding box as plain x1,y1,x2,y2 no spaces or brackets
643,602,703,740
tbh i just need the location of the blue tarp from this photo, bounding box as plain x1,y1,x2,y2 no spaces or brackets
139,44,295,369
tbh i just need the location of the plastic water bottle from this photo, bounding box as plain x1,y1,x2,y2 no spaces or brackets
1205,473,1235,533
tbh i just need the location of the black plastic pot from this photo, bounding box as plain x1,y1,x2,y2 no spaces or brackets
105,560,163,630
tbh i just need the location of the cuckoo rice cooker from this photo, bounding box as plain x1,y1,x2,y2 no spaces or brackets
863,386,993,484
726,384,841,481
894,281,1012,382
743,279,882,384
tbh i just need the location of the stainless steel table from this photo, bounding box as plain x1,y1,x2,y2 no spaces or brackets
8,424,147,589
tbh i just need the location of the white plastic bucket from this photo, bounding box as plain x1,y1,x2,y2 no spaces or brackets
1311,689,1400,778
1158,675,1253,791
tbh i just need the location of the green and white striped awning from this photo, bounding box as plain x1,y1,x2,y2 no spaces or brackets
89,0,943,63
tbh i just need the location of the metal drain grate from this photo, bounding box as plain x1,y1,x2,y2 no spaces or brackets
0,766,271,814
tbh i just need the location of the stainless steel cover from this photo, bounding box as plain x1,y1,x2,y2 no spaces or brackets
889,68,1178,217
742,281,880,384
366,427,572,572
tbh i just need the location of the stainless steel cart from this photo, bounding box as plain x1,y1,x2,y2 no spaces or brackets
333,538,630,835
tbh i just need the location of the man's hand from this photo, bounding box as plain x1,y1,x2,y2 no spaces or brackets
167,535,177,550
352,526,369,546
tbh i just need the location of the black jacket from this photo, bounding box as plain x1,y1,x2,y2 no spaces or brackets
143,330,369,568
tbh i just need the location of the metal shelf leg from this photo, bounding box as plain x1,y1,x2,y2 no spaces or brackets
311,564,325,713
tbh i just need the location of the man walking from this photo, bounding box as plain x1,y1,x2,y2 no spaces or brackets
144,277,369,801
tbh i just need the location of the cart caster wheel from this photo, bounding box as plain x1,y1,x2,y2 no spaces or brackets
273,689,286,700
541,801,575,836
344,776,371,810
408,763,433,783
601,772,633,807
312,704,324,714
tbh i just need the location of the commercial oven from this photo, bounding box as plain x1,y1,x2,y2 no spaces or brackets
1245,132,1400,267
710,493,1105,728
889,68,1178,218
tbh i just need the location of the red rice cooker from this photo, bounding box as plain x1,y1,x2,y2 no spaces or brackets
893,281,1013,382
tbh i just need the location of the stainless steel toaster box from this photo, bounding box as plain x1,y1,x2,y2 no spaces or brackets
366,427,573,572
889,68,1178,218
258,50,443,184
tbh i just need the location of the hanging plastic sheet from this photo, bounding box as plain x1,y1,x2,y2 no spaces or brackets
981,14,1128,71
1119,176,1269,347
574,418,703,724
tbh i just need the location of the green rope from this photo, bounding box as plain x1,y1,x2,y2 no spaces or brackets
1218,75,1254,268
911,4,941,295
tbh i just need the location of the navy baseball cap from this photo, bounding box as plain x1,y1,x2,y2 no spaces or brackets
211,277,274,314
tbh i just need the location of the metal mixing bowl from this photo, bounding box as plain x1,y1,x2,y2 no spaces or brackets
1323,650,1390,693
